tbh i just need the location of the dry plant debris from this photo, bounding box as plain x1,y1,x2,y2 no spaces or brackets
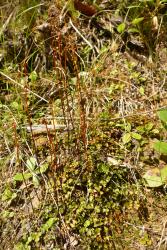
1,0,167,249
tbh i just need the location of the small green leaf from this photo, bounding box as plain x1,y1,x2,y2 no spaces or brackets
157,109,167,123
153,141,167,155
27,232,42,244
1,210,15,218
131,132,142,140
70,77,77,85
139,86,145,95
145,122,154,131
128,28,140,33
42,218,56,232
125,122,131,132
29,71,38,82
14,172,32,181
152,128,159,134
26,157,36,171
122,133,131,144
84,220,91,228
14,242,30,250
1,188,17,202
13,173,24,181
132,17,144,25
40,163,49,173
117,23,126,33
11,101,19,109
2,188,13,201
97,164,110,174
136,125,145,134
32,175,40,186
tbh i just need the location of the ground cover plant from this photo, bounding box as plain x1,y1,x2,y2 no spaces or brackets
1,0,167,249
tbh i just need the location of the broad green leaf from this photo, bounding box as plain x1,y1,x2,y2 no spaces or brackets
153,141,167,154
157,109,167,123
143,166,167,187
132,17,144,25
143,168,163,187
122,133,131,144
117,23,126,33
131,132,142,140
13,172,32,181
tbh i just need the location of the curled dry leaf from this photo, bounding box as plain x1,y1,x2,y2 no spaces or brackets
74,0,97,16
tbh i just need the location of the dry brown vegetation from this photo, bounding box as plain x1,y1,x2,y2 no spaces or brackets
1,0,167,249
